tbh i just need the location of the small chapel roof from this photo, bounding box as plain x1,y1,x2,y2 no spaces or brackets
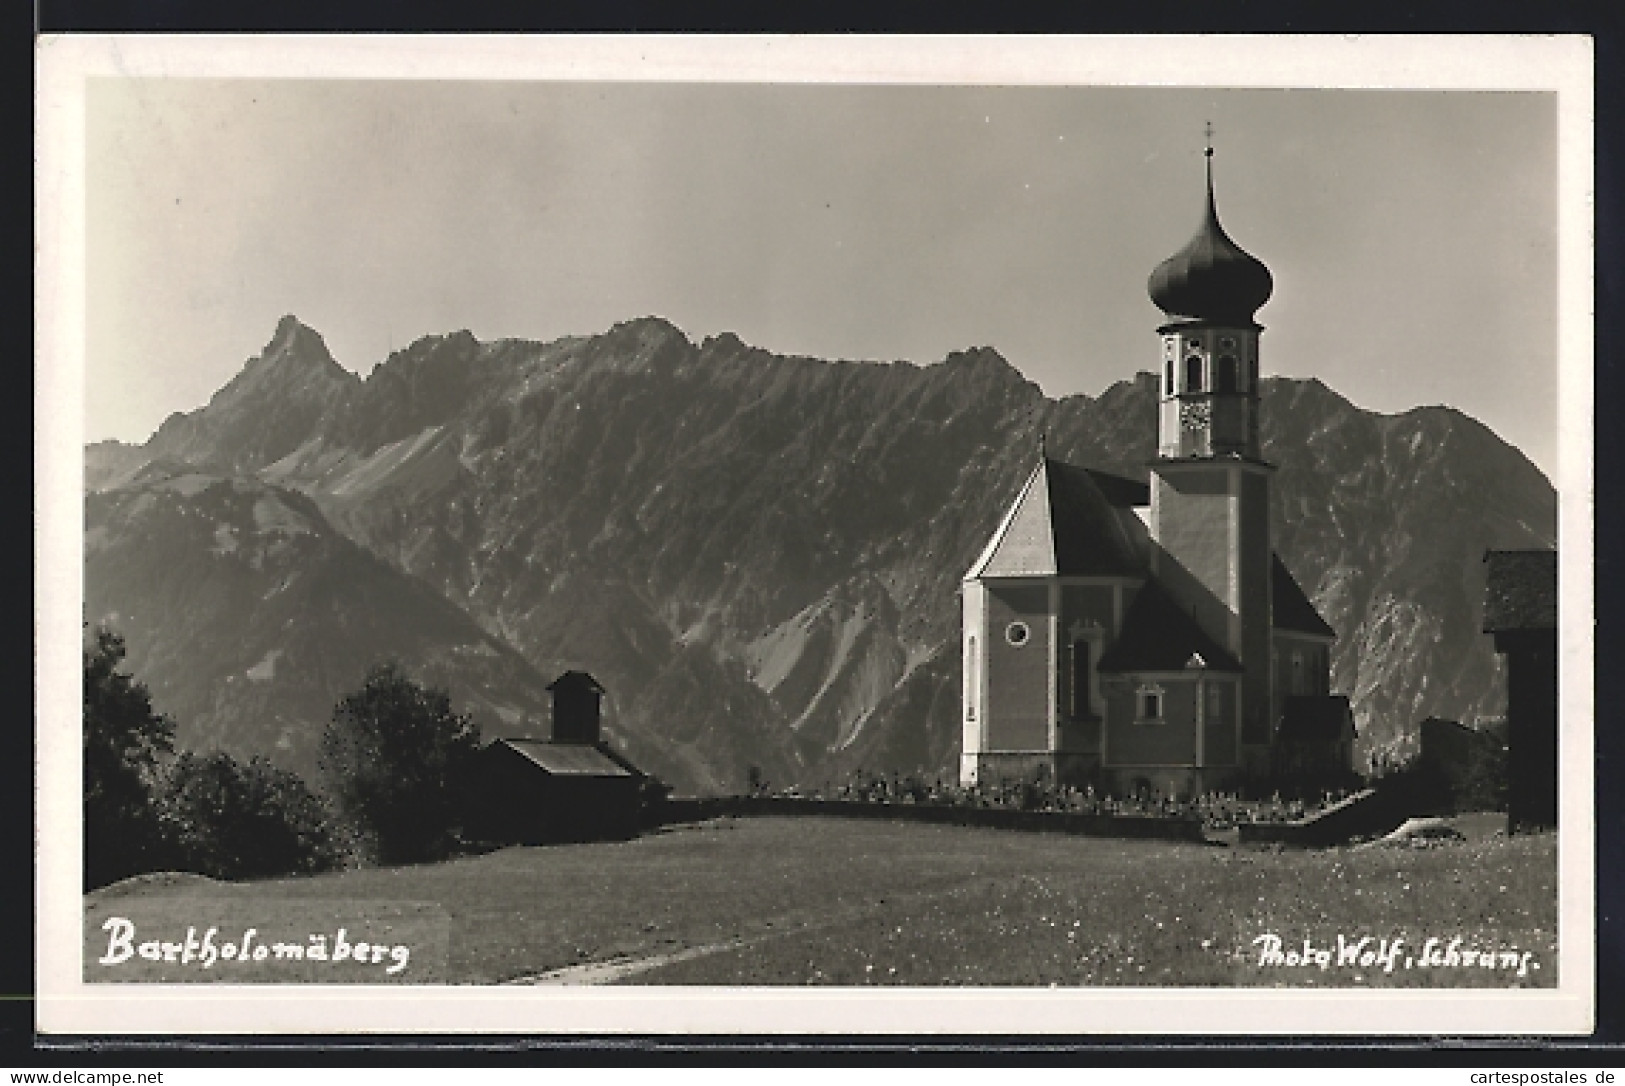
1096,579,1243,674
965,457,1147,580
1272,556,1336,638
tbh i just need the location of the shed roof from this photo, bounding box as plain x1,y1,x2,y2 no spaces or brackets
1482,549,1557,632
547,670,606,694
966,457,1147,580
1096,578,1243,673
1272,556,1336,638
494,739,633,777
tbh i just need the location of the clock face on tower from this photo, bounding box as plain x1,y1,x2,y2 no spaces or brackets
1180,401,1212,431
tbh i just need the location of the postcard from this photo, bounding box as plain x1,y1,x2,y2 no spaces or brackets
35,33,1594,1036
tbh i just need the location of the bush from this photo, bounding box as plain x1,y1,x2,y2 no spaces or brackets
319,662,482,866
83,626,175,889
161,752,344,880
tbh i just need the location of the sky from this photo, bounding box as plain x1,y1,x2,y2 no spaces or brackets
84,75,1561,475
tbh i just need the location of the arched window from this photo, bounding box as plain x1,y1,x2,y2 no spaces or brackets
1185,355,1203,393
1164,359,1174,396
1217,355,1238,393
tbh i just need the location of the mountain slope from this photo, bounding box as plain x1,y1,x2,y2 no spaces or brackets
85,316,1557,791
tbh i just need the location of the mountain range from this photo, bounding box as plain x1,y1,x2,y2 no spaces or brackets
83,315,1557,794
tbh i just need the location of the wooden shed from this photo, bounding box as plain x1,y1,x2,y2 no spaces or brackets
1483,549,1558,833
466,738,642,845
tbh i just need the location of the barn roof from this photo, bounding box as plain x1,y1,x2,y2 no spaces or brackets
1276,695,1356,745
966,457,1147,580
1482,549,1558,632
1272,556,1336,638
1096,578,1243,673
494,739,633,777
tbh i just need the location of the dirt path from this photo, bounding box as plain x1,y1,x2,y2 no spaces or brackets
508,937,757,985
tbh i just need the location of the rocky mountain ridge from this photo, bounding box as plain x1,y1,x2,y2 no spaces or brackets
84,315,1557,792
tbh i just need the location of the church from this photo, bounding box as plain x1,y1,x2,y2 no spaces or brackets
960,144,1353,798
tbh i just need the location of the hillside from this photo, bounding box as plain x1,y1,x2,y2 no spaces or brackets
85,316,1556,792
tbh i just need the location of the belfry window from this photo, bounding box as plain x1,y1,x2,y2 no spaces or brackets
1217,355,1238,393
1184,356,1203,393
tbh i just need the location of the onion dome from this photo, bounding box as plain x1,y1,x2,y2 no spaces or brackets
1147,150,1273,325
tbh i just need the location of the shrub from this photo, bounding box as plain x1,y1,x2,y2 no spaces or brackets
161,752,344,880
319,662,482,865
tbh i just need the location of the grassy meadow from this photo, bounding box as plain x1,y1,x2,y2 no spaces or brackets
84,814,1556,987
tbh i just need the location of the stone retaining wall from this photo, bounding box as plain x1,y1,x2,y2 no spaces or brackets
654,795,1207,843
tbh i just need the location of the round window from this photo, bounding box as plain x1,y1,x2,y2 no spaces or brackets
1005,621,1031,647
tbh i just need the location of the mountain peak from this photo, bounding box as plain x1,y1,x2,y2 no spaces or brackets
263,315,338,368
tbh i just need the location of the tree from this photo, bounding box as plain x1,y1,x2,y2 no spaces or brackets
162,752,343,880
83,625,175,889
319,662,481,865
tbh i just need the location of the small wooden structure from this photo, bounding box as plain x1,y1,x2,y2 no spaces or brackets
1483,549,1558,833
548,670,606,744
465,671,646,844
467,738,641,844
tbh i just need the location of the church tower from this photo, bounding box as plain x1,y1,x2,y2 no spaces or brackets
960,132,1346,797
1145,139,1278,771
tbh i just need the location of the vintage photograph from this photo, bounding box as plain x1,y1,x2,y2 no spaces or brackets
36,35,1593,1035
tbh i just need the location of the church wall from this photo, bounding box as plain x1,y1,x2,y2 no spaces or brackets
960,582,987,782
1055,583,1116,756
1203,680,1239,767
1060,584,1115,632
1103,678,1197,767
1151,471,1236,652
1273,632,1333,701
1239,469,1274,746
984,581,1051,752
1157,400,1181,458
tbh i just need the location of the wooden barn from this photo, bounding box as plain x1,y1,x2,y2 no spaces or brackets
1483,549,1558,833
464,670,649,845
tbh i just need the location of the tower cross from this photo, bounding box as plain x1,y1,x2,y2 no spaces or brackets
1204,121,1214,158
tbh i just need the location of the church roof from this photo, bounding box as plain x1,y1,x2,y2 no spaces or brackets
1272,556,1336,638
1147,153,1274,326
1096,579,1243,673
966,457,1147,580
1482,549,1557,632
